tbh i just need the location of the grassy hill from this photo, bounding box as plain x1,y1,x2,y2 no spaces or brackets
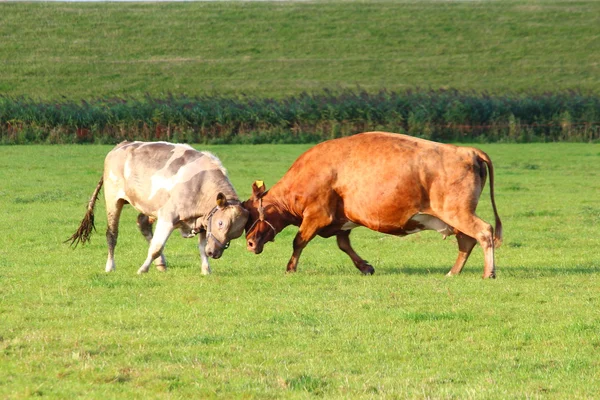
1,0,599,100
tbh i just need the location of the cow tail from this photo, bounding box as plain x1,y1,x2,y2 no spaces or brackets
476,150,503,248
65,177,104,247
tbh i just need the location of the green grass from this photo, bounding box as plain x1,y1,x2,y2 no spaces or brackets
1,143,599,398
1,0,599,100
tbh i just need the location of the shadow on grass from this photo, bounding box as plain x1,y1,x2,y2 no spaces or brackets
499,264,600,277
382,266,455,276
381,264,600,277
165,258,600,278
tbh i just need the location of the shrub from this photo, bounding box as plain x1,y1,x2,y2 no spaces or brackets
1,90,599,144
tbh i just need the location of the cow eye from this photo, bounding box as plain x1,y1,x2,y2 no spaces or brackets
218,220,223,228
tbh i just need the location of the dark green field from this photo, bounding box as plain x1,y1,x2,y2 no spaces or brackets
1,0,599,100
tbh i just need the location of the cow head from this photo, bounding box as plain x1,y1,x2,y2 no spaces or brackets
243,180,278,254
204,192,249,259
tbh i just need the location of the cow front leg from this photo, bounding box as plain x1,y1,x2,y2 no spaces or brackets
197,231,211,275
136,214,167,271
286,232,310,273
336,230,375,275
138,219,174,274
105,199,125,272
287,213,332,273
447,232,477,276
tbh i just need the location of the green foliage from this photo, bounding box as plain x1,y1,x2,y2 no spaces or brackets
1,143,599,398
1,90,599,144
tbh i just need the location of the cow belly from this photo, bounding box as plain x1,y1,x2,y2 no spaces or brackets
321,215,452,238
341,221,360,230
404,213,454,236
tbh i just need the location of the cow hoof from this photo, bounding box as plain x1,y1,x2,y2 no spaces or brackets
201,266,212,275
360,263,375,275
156,265,167,272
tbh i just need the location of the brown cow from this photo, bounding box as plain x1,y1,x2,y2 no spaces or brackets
68,141,248,274
244,132,502,278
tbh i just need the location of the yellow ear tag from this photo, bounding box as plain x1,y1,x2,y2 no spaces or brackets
255,180,264,188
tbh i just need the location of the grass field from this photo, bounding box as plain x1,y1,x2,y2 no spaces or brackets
1,0,600,397
1,0,599,100
1,142,599,398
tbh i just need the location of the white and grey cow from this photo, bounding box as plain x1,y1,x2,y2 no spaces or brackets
68,141,248,274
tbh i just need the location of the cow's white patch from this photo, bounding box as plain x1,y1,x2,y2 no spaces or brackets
341,221,359,230
124,160,132,180
108,169,119,183
407,213,454,236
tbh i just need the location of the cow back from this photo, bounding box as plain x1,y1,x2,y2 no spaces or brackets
104,142,232,217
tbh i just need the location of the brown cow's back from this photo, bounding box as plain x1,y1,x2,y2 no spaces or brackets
269,132,484,235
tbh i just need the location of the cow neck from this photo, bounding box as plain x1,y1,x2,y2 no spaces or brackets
261,186,300,228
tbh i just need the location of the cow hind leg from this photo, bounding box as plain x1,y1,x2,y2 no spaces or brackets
105,199,125,272
447,232,477,277
138,219,174,274
445,215,496,279
136,214,167,271
336,230,374,275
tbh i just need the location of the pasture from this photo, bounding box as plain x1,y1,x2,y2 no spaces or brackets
1,0,600,397
1,143,599,398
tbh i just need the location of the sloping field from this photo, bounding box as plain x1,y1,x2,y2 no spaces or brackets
1,0,599,99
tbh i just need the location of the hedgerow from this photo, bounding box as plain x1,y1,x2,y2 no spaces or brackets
1,90,599,144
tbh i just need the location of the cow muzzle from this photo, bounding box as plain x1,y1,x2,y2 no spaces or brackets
246,235,265,254
206,235,230,259
206,248,222,259
245,217,276,255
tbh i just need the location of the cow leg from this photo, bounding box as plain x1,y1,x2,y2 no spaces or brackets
336,230,374,275
197,231,211,275
137,219,174,274
447,232,477,276
105,199,125,272
444,215,496,279
286,213,333,273
136,214,167,271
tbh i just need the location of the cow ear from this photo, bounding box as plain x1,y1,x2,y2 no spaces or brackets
216,192,227,208
252,180,266,198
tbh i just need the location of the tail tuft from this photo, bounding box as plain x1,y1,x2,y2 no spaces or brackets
494,217,503,248
65,210,96,247
65,177,103,248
